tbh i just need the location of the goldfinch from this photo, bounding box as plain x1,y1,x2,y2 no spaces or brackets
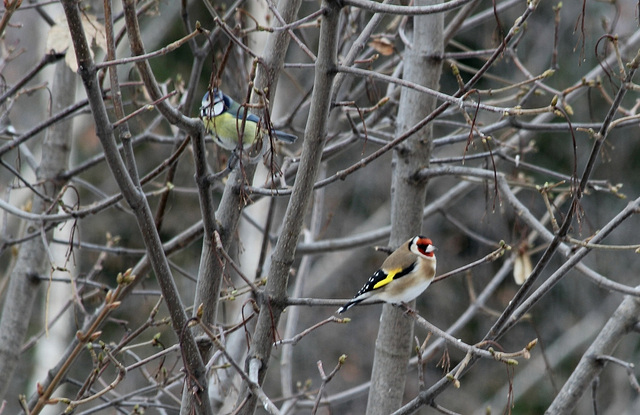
200,88,297,151
338,236,437,313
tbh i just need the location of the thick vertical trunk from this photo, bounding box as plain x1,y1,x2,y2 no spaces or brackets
366,1,443,413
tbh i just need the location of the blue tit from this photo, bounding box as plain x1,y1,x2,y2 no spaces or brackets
200,89,297,151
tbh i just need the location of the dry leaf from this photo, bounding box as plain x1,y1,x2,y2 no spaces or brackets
368,37,394,56
46,14,107,72
513,250,532,285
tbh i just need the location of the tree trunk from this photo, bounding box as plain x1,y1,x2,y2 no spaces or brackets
235,1,341,412
0,61,74,401
367,1,443,413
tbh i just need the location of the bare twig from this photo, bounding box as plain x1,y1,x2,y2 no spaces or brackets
312,356,347,414
274,316,348,346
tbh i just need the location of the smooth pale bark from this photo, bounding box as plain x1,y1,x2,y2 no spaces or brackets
366,1,443,413
0,61,74,401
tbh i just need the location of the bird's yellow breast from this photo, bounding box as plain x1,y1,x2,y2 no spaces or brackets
204,112,261,150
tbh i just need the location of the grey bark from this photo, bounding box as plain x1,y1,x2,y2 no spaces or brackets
64,1,211,414
198,0,304,412
366,1,443,413
0,61,75,400
235,1,341,412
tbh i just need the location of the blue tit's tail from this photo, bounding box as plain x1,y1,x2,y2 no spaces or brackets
273,130,297,144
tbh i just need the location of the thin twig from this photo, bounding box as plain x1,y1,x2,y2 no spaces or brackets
274,316,348,346
311,355,347,414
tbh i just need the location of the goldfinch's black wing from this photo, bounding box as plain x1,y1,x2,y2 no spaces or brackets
337,262,417,313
